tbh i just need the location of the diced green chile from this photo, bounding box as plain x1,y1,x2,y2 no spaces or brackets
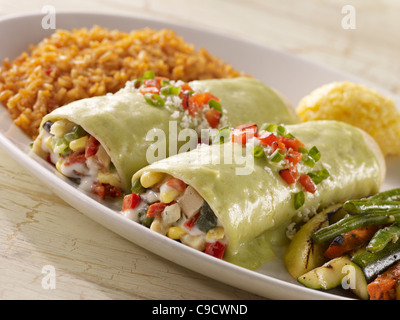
131,179,145,194
64,125,86,142
138,206,152,227
195,202,218,232
51,136,69,154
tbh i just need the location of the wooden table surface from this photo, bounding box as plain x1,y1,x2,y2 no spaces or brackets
0,0,399,300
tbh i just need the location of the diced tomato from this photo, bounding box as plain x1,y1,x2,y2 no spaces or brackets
85,136,100,158
139,86,160,95
279,167,299,185
146,202,168,218
231,123,258,145
144,78,161,89
205,241,226,259
257,132,279,146
165,177,187,193
286,150,302,166
271,140,286,152
184,212,200,230
180,83,193,92
122,193,141,211
299,174,317,194
280,136,305,152
204,108,222,129
105,184,123,198
64,151,86,166
182,92,221,116
194,92,220,106
92,181,106,200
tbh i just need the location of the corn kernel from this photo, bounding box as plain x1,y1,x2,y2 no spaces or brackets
69,135,88,152
97,171,122,188
206,226,225,240
167,226,186,240
140,171,164,188
160,186,180,204
55,159,63,173
50,119,75,138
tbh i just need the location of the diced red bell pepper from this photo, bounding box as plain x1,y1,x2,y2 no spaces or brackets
64,151,86,166
92,181,106,200
286,150,303,166
122,193,141,211
146,202,174,218
204,108,222,129
85,136,100,158
205,241,226,259
271,140,286,152
299,174,317,194
231,123,258,145
165,177,187,193
279,167,299,185
184,212,200,230
105,184,123,198
180,83,193,92
280,136,305,152
139,86,160,95
257,132,279,146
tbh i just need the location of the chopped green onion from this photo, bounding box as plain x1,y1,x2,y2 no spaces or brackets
302,154,315,168
270,149,285,162
212,127,231,144
133,77,144,88
252,146,265,158
144,93,165,107
284,132,296,139
208,99,222,113
308,146,321,162
160,79,170,87
160,85,181,96
308,168,330,185
143,70,155,79
260,123,277,132
276,125,287,137
294,191,305,210
298,146,308,154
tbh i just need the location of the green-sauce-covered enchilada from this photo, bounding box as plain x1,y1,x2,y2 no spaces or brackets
31,74,299,199
122,120,385,270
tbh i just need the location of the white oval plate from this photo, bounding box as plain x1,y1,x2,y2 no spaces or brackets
0,12,399,300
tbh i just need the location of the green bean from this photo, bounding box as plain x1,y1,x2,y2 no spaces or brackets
342,200,400,215
312,210,400,243
367,222,400,253
369,188,400,202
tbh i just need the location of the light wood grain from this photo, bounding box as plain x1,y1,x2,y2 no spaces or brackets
0,0,399,300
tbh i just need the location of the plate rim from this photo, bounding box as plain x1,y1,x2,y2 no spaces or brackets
1,10,398,300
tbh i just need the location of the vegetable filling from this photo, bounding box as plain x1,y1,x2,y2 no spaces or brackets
36,119,123,200
121,172,227,260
